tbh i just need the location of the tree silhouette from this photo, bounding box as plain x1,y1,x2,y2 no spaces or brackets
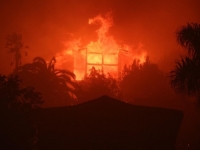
77,67,120,103
13,57,77,107
121,58,172,103
170,23,200,104
5,33,28,69
0,74,42,149
0,74,43,110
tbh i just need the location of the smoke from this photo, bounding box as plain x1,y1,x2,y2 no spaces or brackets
0,0,200,74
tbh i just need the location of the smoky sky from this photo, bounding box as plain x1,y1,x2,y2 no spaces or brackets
0,0,200,74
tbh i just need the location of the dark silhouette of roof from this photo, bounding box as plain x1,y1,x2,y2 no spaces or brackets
33,95,184,150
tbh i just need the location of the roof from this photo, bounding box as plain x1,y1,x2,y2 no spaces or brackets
33,95,184,150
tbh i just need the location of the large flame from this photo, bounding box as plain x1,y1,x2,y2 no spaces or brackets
56,14,147,80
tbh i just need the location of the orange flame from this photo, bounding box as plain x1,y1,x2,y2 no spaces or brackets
56,14,147,80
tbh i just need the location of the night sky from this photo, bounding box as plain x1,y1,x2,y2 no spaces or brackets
0,0,200,74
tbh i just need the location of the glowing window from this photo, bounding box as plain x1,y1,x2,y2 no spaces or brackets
87,54,102,64
104,54,118,64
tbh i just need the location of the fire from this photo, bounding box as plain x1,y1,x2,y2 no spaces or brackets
56,14,147,80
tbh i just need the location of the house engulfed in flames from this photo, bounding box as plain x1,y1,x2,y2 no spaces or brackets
56,14,147,80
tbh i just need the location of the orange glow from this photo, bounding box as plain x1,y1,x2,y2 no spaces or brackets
87,54,102,64
56,14,147,80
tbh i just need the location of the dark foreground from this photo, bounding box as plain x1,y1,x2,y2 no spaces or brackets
1,96,183,150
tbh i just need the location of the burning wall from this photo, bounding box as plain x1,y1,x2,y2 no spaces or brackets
56,14,147,80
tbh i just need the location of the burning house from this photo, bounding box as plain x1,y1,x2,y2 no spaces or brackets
56,14,147,80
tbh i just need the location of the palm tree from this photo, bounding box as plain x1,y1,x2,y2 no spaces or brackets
5,33,28,69
13,57,77,107
170,23,200,104
176,23,200,58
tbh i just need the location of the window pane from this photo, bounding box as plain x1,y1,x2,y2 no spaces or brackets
87,54,102,64
104,54,118,64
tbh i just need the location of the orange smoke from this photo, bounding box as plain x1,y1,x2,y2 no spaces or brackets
56,14,147,80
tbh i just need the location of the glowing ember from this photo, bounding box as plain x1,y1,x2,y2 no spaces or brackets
56,14,147,80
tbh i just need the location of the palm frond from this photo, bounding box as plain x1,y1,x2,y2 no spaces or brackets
13,56,78,106
176,23,200,57
55,70,76,79
170,55,200,96
48,57,56,72
33,57,47,70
